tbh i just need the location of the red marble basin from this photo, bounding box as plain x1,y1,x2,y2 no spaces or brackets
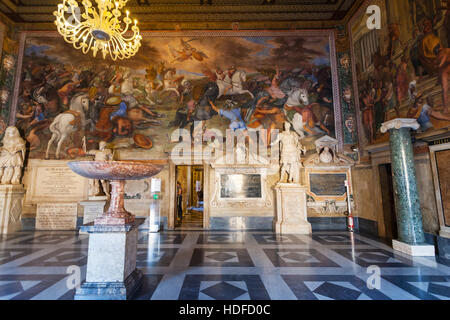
67,160,163,181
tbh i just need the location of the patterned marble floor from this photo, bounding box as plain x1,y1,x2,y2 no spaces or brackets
0,230,449,300
176,209,203,230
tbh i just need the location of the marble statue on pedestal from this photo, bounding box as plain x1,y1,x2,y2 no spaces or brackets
278,122,305,183
0,126,26,234
273,122,311,235
86,141,113,199
0,126,26,185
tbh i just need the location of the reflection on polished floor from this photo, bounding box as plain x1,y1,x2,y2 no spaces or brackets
0,230,449,300
176,207,204,230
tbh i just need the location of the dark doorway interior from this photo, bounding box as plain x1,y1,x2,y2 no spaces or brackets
379,163,398,242
175,165,204,230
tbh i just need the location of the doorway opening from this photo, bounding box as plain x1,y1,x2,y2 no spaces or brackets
175,165,204,230
379,163,398,242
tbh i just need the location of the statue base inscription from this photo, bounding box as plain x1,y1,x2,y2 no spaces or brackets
36,203,78,230
0,185,25,234
274,183,311,235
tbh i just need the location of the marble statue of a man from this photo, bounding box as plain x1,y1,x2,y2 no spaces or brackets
279,122,305,184
86,141,113,198
0,126,26,185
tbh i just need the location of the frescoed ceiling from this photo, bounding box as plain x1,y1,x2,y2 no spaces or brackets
0,0,364,29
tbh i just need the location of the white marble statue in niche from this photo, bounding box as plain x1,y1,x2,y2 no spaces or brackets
85,141,113,198
278,122,306,184
0,126,26,185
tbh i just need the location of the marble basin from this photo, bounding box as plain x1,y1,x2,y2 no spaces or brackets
67,160,163,181
67,160,163,225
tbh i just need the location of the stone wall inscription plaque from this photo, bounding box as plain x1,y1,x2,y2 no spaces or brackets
309,173,347,196
34,166,86,202
220,174,262,199
36,203,78,230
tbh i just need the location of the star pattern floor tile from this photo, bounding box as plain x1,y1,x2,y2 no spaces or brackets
0,231,448,300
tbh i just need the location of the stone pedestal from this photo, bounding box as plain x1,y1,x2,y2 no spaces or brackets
381,119,435,256
0,185,25,234
74,219,144,300
392,240,436,256
274,183,311,234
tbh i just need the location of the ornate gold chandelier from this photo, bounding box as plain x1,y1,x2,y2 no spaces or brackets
54,0,142,60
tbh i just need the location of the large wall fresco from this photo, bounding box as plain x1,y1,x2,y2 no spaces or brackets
14,31,340,160
350,0,450,147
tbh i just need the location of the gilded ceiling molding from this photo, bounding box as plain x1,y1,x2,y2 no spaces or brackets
13,4,350,14
16,20,341,31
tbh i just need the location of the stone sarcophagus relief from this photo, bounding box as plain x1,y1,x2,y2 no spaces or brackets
303,136,355,215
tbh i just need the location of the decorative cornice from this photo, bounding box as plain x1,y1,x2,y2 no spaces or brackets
16,20,340,31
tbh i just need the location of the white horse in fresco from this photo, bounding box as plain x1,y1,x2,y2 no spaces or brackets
284,88,331,137
284,88,309,138
45,93,90,159
216,70,254,99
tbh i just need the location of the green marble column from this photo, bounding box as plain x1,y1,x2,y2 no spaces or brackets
381,119,425,245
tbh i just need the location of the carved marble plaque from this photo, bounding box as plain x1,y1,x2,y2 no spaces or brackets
309,173,347,196
36,203,78,230
35,167,85,199
220,174,262,199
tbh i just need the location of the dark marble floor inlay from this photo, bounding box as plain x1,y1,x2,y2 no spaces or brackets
136,248,179,267
197,233,245,244
333,248,413,267
282,275,391,300
0,230,449,300
382,275,450,300
190,248,254,267
20,248,88,267
253,234,305,245
179,275,270,300
312,234,368,246
139,234,187,245
264,248,339,267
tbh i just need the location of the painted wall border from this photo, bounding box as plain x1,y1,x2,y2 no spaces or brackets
348,0,371,159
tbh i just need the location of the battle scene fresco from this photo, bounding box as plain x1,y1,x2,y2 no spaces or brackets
15,32,339,160
350,0,450,147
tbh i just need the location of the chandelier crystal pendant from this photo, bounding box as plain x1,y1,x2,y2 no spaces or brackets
54,0,142,60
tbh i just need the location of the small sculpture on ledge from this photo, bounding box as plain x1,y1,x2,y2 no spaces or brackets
304,135,355,166
0,126,26,185
278,122,306,184
318,146,334,164
85,141,113,198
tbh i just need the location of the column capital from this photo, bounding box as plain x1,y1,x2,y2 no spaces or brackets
380,118,420,133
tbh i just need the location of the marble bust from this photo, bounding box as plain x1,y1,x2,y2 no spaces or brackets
0,126,26,185
86,141,113,198
318,146,334,164
279,122,305,184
